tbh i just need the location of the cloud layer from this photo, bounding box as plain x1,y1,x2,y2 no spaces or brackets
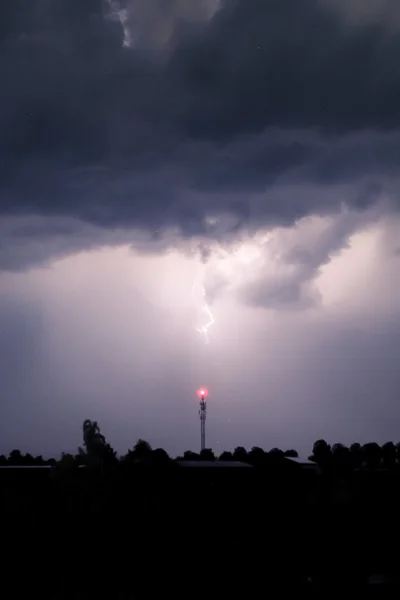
1,0,400,271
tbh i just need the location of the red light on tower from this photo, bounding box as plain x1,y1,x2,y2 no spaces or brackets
197,388,208,399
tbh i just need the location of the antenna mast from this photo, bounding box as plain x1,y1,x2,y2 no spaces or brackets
197,388,208,452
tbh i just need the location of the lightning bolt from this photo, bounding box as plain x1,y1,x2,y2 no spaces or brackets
192,281,215,344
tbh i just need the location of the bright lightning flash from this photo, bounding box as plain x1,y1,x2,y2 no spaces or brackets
192,281,215,344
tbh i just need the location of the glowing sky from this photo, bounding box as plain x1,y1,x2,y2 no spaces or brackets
1,0,400,456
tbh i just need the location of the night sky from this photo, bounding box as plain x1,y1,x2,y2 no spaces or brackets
1,0,400,457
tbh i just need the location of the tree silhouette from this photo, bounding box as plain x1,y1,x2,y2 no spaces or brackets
24,453,35,466
8,449,23,466
362,442,381,469
101,443,118,467
133,439,152,460
122,439,153,464
233,446,248,462
80,419,111,468
4,417,400,479
284,449,298,458
309,439,332,468
152,448,170,464
59,453,75,469
219,451,233,461
248,446,265,465
350,443,362,469
182,450,200,461
200,448,215,460
269,448,284,458
382,441,396,468
332,443,351,475
396,442,400,463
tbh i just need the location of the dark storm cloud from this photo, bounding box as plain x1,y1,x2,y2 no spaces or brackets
1,0,400,267
169,0,400,139
0,214,139,271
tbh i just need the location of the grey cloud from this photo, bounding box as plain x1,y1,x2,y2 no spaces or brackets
168,0,400,139
233,207,374,309
1,0,400,270
243,278,320,310
182,129,400,196
0,215,138,271
323,0,400,30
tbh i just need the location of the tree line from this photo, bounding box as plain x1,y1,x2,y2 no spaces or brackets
1,419,400,472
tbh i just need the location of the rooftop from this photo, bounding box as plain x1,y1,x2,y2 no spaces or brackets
285,457,320,470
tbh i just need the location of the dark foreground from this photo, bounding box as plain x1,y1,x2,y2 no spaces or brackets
2,460,400,596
